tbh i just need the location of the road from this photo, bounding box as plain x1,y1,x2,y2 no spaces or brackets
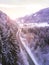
16,29,39,65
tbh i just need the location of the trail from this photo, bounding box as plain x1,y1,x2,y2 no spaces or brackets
17,29,39,65
19,36,39,65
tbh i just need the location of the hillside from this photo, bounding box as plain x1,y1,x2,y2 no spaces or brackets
0,11,28,65
17,8,49,23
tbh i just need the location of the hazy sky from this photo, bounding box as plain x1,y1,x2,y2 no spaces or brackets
0,0,49,5
0,0,49,19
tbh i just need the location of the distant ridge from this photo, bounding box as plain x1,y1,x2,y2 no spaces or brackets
17,8,49,23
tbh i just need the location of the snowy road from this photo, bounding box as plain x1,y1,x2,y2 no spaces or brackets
19,36,38,65
17,29,39,65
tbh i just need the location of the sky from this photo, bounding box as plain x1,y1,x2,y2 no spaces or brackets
0,0,49,19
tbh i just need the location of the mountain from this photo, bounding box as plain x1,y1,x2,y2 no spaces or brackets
0,11,27,65
17,8,49,23
0,8,49,65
